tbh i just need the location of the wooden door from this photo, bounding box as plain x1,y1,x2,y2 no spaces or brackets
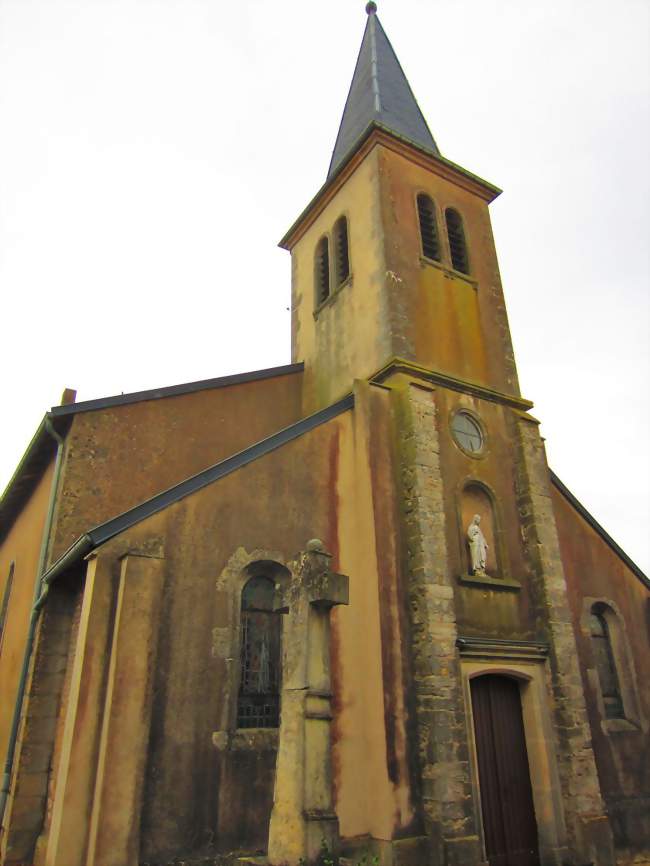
470,675,540,866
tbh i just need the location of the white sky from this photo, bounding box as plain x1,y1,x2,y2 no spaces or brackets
0,0,648,574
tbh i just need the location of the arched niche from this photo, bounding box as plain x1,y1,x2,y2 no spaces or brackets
460,482,500,577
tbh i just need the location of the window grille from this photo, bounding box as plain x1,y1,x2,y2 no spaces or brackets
417,194,440,261
237,575,281,728
445,208,470,274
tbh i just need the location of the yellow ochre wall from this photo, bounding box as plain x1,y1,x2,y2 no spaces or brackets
0,460,55,764
290,149,389,412
50,370,303,560
378,146,520,397
36,391,412,863
289,138,521,415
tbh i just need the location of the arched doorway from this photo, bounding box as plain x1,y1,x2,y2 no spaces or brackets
470,674,540,866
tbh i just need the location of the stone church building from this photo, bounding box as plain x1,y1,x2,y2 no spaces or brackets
0,6,648,866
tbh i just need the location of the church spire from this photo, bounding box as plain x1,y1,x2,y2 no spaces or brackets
327,3,440,179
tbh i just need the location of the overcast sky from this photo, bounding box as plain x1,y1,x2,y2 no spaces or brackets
0,0,648,573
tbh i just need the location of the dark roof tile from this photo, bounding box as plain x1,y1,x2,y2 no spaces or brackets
327,9,439,179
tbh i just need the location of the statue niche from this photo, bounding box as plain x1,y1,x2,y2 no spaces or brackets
460,483,499,578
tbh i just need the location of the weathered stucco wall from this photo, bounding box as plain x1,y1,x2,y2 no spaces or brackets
290,149,389,412
552,486,650,862
435,392,537,639
37,398,416,864
50,370,303,559
0,460,55,765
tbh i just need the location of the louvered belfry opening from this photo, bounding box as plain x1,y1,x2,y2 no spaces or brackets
445,207,470,274
334,216,350,286
417,193,440,261
315,236,330,305
237,575,281,729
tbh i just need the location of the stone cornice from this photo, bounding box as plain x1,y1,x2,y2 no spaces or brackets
370,358,534,412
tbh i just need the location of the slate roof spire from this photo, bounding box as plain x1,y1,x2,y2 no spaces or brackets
327,3,440,179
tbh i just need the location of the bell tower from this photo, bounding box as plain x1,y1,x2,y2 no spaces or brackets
280,1,520,412
281,7,617,866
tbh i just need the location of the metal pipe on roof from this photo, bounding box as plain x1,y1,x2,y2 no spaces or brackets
0,416,66,830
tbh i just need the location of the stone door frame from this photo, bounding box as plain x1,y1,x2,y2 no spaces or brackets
460,653,568,866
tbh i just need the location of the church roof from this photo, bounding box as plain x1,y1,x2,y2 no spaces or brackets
38,393,355,586
0,362,303,543
327,3,439,180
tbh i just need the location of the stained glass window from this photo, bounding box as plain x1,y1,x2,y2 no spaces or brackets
237,575,281,728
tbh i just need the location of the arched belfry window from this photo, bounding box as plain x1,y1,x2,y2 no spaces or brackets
590,605,624,719
237,575,282,728
315,236,330,305
334,216,350,286
445,207,470,274
417,193,440,261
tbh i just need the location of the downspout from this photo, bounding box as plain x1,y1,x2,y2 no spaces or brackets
0,417,65,831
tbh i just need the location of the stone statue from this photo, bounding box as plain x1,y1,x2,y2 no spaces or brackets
467,514,488,576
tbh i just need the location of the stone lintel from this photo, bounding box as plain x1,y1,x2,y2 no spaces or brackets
457,636,549,662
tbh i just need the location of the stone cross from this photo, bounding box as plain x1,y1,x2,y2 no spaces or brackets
267,539,349,866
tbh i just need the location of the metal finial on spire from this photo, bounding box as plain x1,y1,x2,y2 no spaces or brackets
327,3,439,179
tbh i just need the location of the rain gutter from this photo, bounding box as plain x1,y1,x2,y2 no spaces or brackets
0,418,67,829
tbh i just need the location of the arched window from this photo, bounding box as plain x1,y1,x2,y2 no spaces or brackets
590,605,624,719
315,236,330,305
237,575,282,728
417,193,440,261
334,216,350,286
445,207,469,274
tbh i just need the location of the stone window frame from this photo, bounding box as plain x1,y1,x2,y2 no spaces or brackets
448,406,488,460
212,548,291,751
579,596,646,735
460,653,568,866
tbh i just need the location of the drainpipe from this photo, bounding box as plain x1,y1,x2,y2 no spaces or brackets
0,417,66,831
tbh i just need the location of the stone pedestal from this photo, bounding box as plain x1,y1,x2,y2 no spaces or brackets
267,541,349,866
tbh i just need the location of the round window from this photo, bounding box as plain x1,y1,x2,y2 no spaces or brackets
451,411,484,454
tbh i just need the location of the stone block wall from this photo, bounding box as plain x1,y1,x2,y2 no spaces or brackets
393,380,483,866
514,415,615,866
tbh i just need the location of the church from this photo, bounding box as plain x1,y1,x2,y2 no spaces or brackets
0,5,648,866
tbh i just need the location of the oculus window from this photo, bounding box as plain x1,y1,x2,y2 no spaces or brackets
451,411,484,455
